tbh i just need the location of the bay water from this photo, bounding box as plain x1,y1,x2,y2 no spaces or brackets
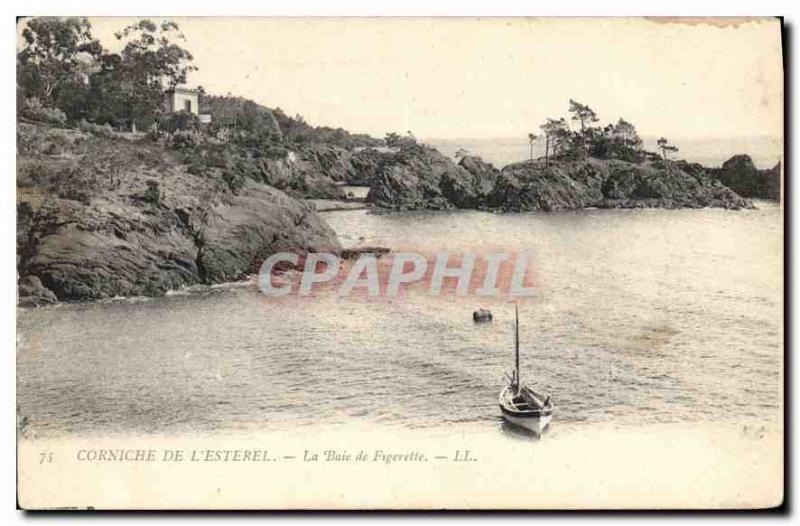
17,202,783,437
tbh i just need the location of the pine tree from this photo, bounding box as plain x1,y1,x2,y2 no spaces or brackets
568,99,598,160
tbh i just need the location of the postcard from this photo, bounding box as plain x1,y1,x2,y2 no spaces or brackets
16,16,784,510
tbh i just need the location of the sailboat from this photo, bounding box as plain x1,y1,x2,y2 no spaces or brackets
498,305,554,434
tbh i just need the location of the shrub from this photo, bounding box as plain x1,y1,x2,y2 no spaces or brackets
58,187,92,204
262,146,291,160
222,169,245,192
186,158,211,177
145,125,163,142
17,160,58,187
19,98,67,126
78,119,115,138
170,130,202,150
161,111,200,134
17,123,84,156
144,179,162,205
41,128,76,154
201,95,282,141
644,151,663,163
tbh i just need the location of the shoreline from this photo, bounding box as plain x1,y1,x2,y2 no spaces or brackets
16,119,781,305
16,201,781,309
305,198,370,212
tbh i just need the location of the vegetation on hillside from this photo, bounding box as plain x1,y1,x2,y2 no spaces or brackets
271,107,381,148
18,18,196,131
535,99,651,164
17,17,382,151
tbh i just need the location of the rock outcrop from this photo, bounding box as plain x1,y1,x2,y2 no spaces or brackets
366,146,752,212
598,160,749,209
17,275,57,307
298,143,396,187
297,143,358,183
440,156,499,208
366,144,465,210
220,147,346,201
197,181,340,284
16,120,764,305
17,123,341,304
487,160,605,211
711,154,781,200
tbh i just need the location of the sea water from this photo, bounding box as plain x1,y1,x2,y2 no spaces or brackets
17,202,782,437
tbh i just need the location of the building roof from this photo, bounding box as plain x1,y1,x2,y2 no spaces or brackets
165,87,199,95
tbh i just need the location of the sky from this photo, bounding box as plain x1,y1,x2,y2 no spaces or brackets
78,18,784,140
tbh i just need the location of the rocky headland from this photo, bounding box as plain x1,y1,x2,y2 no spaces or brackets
709,154,782,201
364,143,755,212
17,115,777,306
17,122,341,306
15,19,781,306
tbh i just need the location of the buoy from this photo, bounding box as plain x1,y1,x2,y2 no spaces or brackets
473,308,493,322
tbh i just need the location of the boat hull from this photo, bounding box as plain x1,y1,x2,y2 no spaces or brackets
501,411,552,434
498,385,554,435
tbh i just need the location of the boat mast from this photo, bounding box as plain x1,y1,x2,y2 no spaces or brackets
514,304,520,392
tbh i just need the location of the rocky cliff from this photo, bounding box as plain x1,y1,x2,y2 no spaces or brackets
16,121,763,305
296,143,394,187
711,154,781,200
366,145,752,212
17,123,341,305
366,144,461,210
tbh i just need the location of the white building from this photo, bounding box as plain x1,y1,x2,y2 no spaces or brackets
164,87,212,124
164,87,199,115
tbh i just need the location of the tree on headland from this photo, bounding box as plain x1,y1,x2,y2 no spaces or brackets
539,117,568,168
551,125,572,157
611,118,642,161
66,20,198,131
534,101,647,164
527,133,537,161
384,131,417,149
17,17,382,152
17,18,103,109
199,95,282,142
657,137,679,173
588,123,615,158
613,119,637,152
384,132,401,147
568,99,598,160
110,20,198,132
268,108,379,147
